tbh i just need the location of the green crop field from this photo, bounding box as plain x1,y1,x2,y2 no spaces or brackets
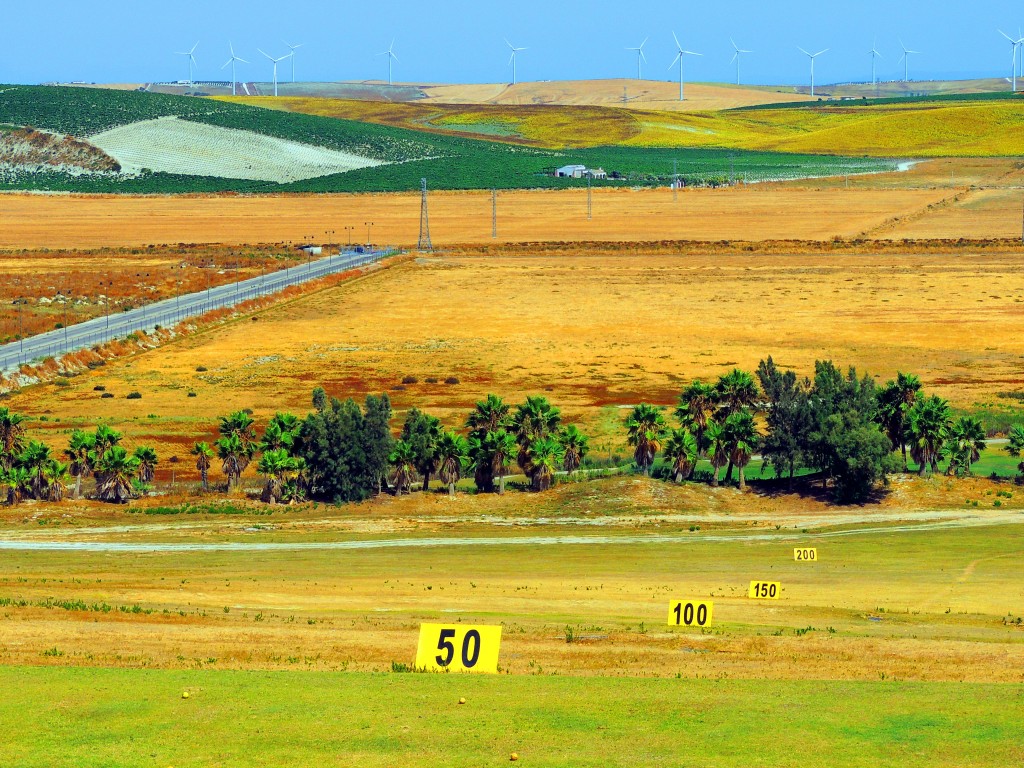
0,86,899,193
2,667,1021,768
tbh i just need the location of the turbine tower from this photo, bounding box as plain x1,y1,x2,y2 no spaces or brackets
175,42,199,88
221,43,249,97
284,41,303,83
730,39,752,85
506,39,526,85
627,37,648,80
898,39,919,82
999,30,1021,92
669,32,701,101
258,49,293,97
869,39,883,88
798,47,828,97
378,40,399,86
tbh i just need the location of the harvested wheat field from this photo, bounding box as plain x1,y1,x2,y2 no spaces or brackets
11,247,1024,473
0,185,956,250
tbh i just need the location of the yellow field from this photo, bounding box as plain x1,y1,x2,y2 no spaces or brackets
219,94,1024,156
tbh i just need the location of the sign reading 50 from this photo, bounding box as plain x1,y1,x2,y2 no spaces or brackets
415,624,502,673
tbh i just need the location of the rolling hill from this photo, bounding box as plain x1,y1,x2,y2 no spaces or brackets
0,85,899,193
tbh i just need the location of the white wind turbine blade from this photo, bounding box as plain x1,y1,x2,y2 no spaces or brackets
668,53,681,69
813,49,828,57
682,50,702,56
730,51,738,64
672,31,682,51
798,47,811,57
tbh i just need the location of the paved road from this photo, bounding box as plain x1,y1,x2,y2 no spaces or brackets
1,248,392,373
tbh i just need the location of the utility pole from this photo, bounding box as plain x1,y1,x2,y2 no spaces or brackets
365,221,374,247
491,189,497,239
417,177,433,252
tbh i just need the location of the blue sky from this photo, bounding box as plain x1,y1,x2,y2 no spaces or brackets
5,0,1023,86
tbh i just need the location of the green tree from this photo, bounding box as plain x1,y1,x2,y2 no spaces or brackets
1,466,31,505
663,428,698,483
65,430,95,500
714,369,760,420
363,394,395,495
558,425,589,475
401,408,442,491
258,448,298,504
260,413,301,455
43,460,70,502
466,394,513,493
757,357,812,488
133,446,158,485
216,433,254,491
191,442,214,491
877,372,922,470
625,403,666,476
1005,424,1024,477
95,446,140,504
945,416,986,476
907,395,952,476
388,440,416,496
18,440,54,500
511,396,561,487
436,431,469,497
723,410,759,491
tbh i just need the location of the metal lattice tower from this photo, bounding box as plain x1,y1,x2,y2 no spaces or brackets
418,177,433,252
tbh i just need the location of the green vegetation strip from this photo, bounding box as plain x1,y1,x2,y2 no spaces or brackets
0,667,1020,767
732,90,1023,111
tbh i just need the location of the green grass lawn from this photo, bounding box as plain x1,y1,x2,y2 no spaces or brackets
1,667,1021,768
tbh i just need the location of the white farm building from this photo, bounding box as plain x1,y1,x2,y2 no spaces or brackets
555,165,607,179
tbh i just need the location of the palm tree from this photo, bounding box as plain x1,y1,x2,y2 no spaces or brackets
878,372,921,470
17,440,53,500
258,448,297,504
625,403,666,476
92,424,122,454
723,410,759,491
216,433,255,491
466,394,511,435
133,446,159,485
65,430,95,500
0,407,27,470
436,431,469,497
511,396,561,485
675,381,716,458
466,395,512,493
2,466,31,505
95,446,140,503
43,460,70,502
526,436,563,492
908,395,952,475
388,440,416,496
714,369,760,420
488,429,517,495
705,420,729,487
1005,424,1024,477
945,416,986,476
559,425,589,475
191,442,214,491
664,428,698,483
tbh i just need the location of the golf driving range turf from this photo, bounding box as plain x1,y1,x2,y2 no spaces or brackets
2,667,1022,767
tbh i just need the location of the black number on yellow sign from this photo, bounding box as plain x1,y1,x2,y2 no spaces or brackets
435,628,482,668
668,600,713,627
794,547,817,561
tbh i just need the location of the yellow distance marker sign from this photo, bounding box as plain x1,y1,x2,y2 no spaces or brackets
748,581,781,600
667,600,714,627
794,547,818,562
415,624,502,673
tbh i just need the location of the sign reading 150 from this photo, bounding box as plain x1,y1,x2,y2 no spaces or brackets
748,581,781,599
667,600,714,627
415,624,502,673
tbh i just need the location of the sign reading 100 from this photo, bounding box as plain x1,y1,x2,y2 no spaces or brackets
415,624,502,673
667,600,714,627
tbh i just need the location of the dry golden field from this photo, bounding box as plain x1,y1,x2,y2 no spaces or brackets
9,245,1024,480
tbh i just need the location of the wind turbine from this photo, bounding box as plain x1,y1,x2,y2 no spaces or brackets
869,39,883,88
668,32,702,101
998,30,1021,92
798,47,828,97
221,43,248,97
627,37,648,80
378,40,399,86
175,42,199,88
258,49,292,97
898,39,919,82
729,39,752,85
284,41,303,83
506,39,526,85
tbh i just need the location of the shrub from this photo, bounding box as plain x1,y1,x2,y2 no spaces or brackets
100,392,114,399
93,385,106,391
425,377,438,384
187,391,197,398
126,391,142,400
401,376,418,384
54,378,70,388
445,377,460,385
195,366,208,372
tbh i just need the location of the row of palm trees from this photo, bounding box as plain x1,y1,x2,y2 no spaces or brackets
0,408,158,504
389,395,590,496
